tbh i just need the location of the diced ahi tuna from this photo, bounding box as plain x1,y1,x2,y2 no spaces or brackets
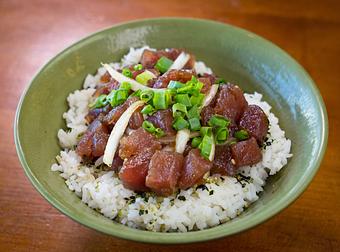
103,96,139,125
119,128,162,159
214,84,248,123
76,119,109,158
230,137,262,167
140,48,195,70
128,108,144,130
201,105,215,126
86,104,111,124
100,71,112,83
119,149,154,192
153,69,195,88
239,105,269,144
178,149,212,189
111,153,124,172
93,79,120,97
140,49,161,68
211,145,237,176
198,74,215,94
146,151,184,196
147,109,176,136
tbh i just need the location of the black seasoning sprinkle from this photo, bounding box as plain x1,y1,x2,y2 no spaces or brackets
196,184,209,191
139,209,144,216
220,177,225,181
178,196,186,201
209,190,214,195
129,195,136,204
124,197,129,201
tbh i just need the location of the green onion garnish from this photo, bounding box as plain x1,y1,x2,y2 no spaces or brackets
215,127,229,144
153,90,171,110
176,76,204,96
142,121,156,133
200,127,212,136
191,137,202,148
199,134,214,160
140,90,154,103
189,117,201,131
122,68,133,78
115,90,129,105
155,56,173,73
133,64,143,71
190,93,205,106
172,103,187,117
141,104,156,115
187,105,201,119
120,81,131,90
168,80,185,89
175,94,191,107
89,94,107,109
154,128,165,138
136,70,155,85
234,129,249,141
208,115,230,128
107,89,129,107
172,116,189,131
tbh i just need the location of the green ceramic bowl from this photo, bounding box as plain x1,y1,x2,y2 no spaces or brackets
15,18,328,244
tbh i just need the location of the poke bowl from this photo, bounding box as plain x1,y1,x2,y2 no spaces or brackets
14,18,328,244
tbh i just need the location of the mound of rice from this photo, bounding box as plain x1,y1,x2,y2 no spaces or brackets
51,47,292,232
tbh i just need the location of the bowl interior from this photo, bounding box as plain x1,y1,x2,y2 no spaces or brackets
15,18,327,243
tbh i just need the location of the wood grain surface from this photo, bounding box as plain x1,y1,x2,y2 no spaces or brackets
0,0,339,251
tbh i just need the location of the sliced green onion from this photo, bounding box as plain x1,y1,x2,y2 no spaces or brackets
215,78,226,85
189,117,201,131
176,84,194,94
136,70,156,85
140,90,154,103
200,126,212,136
133,64,143,71
153,90,171,110
168,80,185,89
155,56,173,73
155,128,165,138
234,129,249,141
216,127,229,144
107,89,129,107
120,81,131,90
141,104,156,115
190,93,205,106
208,115,230,128
172,103,187,117
199,134,214,160
142,121,156,133
175,94,191,107
172,116,189,131
191,137,202,148
122,68,133,78
187,105,201,119
89,94,107,108
115,89,129,105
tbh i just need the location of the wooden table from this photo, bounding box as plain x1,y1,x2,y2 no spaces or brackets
1,0,339,251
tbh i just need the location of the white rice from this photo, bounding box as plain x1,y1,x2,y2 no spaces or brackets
51,47,292,232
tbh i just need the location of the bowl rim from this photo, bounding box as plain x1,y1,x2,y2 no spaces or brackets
14,17,328,244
